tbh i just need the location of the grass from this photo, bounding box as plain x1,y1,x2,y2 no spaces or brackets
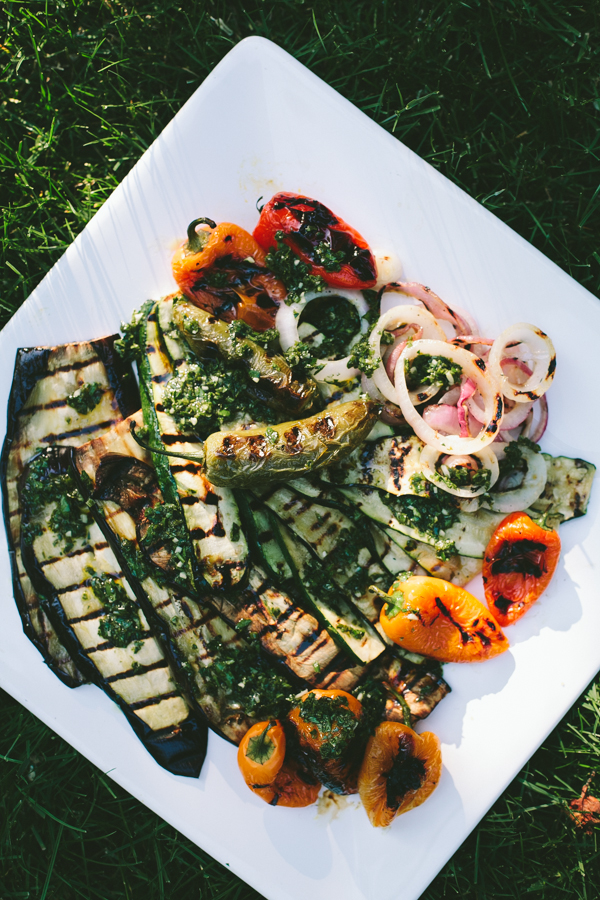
1,1,599,897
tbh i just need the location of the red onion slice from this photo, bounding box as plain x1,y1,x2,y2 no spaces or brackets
521,395,549,443
379,282,472,336
488,323,556,402
369,305,447,403
395,339,504,455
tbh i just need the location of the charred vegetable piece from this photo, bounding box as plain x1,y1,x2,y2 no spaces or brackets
211,566,344,685
338,485,504,559
482,511,561,627
173,299,318,415
527,454,596,529
1,337,139,686
288,477,481,585
254,193,377,292
358,722,442,827
74,420,313,739
323,436,425,495
365,650,451,726
268,512,386,665
380,575,508,662
20,447,207,775
288,689,364,794
172,219,286,331
256,483,395,631
204,399,379,489
138,300,249,590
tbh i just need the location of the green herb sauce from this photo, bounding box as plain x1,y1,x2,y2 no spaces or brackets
66,382,104,415
22,456,90,553
297,692,360,761
202,631,295,720
391,487,459,559
265,230,326,303
405,354,462,390
88,571,145,649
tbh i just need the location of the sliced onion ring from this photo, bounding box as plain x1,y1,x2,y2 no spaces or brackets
483,446,548,513
488,323,556,402
369,306,447,404
395,339,504,455
420,445,499,498
275,288,369,381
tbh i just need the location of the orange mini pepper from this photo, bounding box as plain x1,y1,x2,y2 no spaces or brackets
172,217,287,331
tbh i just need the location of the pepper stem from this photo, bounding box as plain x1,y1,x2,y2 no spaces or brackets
129,421,205,466
186,217,217,253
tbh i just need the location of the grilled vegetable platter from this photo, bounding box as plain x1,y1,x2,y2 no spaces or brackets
2,192,595,826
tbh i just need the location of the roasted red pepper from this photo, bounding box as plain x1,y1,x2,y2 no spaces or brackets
482,512,561,627
253,192,377,290
171,217,287,331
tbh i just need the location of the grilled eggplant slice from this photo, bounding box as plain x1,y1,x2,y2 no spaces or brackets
1,337,139,686
365,651,451,726
139,300,249,590
528,454,596,529
76,423,341,691
19,447,207,775
74,426,307,738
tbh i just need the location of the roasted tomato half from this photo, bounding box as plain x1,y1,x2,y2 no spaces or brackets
379,575,508,662
253,192,377,290
482,511,561,627
288,689,363,794
172,219,286,330
358,722,442,827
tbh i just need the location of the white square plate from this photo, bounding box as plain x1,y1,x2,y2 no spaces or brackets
1,36,599,900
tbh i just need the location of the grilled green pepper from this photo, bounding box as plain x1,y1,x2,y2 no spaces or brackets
172,299,318,415
203,399,379,488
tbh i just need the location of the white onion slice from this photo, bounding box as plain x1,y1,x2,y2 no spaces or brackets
488,323,556,402
369,306,447,403
483,446,547,513
395,339,504,454
420,445,499,498
468,393,533,429
275,288,369,382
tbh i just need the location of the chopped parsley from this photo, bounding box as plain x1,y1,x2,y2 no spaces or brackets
498,436,540,481
405,354,462,390
335,622,365,640
89,571,145,649
21,455,90,553
297,692,361,760
139,502,193,587
162,357,279,436
389,488,459,559
346,333,379,377
437,462,492,493
115,303,148,362
300,295,361,360
202,632,295,719
229,320,279,348
66,382,104,415
265,230,326,303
